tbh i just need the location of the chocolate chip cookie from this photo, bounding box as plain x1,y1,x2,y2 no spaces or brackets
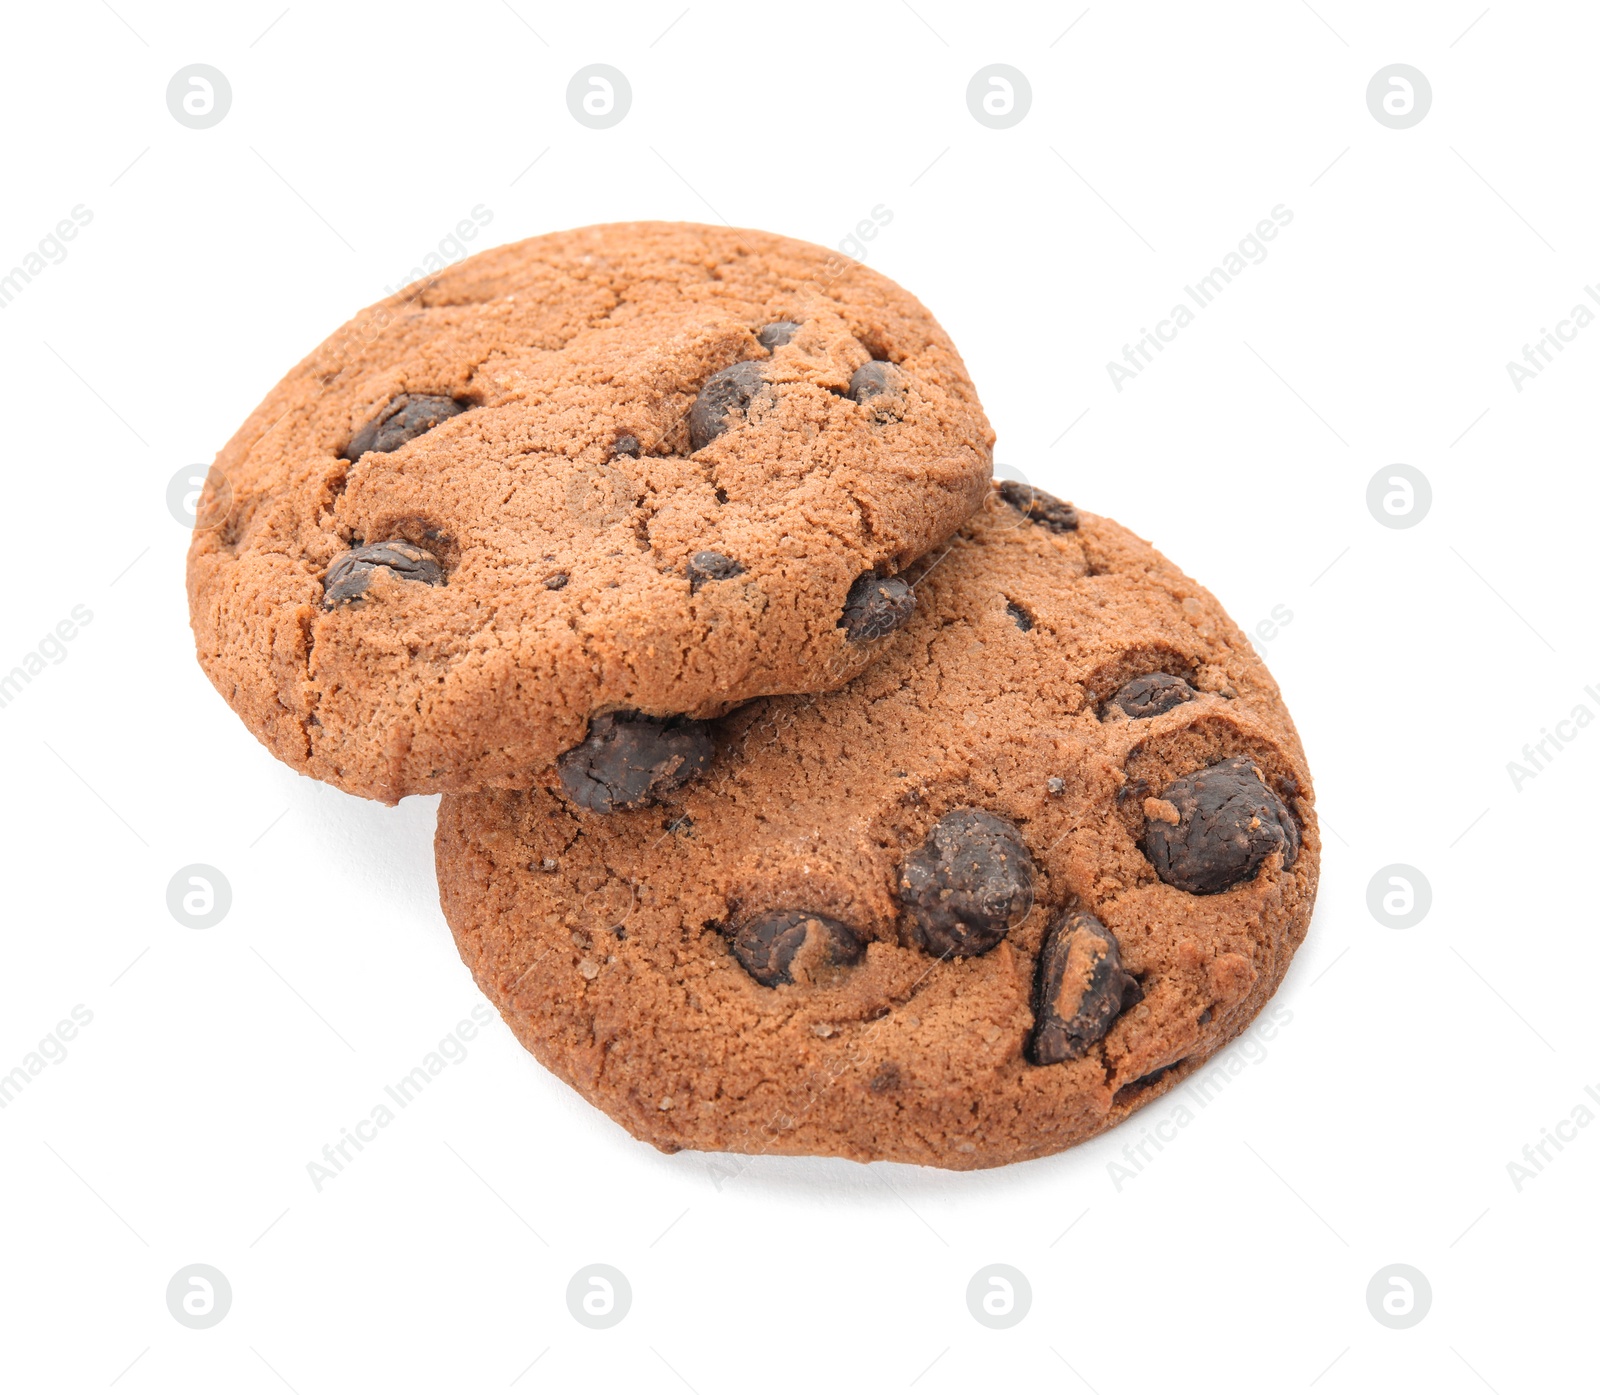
187,222,994,801
435,487,1319,1169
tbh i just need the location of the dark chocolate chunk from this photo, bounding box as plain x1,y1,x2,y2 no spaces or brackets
849,361,903,406
1005,599,1035,632
557,712,714,814
1028,911,1142,1065
612,434,641,458
322,541,444,607
1109,672,1195,719
840,571,915,642
1140,755,1300,894
869,1063,902,1093
688,361,767,450
729,910,865,987
1113,1063,1181,1105
757,321,800,351
686,550,745,593
996,480,1078,533
543,571,569,590
343,394,467,462
898,808,1035,958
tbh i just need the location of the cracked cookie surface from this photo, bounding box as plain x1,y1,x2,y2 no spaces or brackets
435,492,1319,1169
186,222,993,801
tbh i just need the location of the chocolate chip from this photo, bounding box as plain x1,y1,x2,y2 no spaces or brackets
997,480,1079,533
1113,1063,1182,1105
841,571,915,642
1140,755,1300,894
689,361,767,450
343,395,467,462
322,541,444,607
869,1063,902,1093
543,571,569,590
729,910,865,987
849,361,903,406
1005,599,1035,632
557,712,714,814
1046,776,1066,796
1027,911,1143,1065
612,434,640,458
757,321,800,351
1115,776,1150,807
686,550,745,593
898,809,1035,958
1109,672,1195,719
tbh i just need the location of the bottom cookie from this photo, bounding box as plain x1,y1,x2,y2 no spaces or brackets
434,489,1319,1169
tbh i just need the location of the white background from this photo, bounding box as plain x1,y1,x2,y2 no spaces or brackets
1,2,1594,1391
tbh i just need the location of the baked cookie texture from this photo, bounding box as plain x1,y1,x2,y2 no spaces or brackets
187,222,994,802
436,490,1319,1170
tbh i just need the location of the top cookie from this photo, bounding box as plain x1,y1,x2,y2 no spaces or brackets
186,222,993,801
